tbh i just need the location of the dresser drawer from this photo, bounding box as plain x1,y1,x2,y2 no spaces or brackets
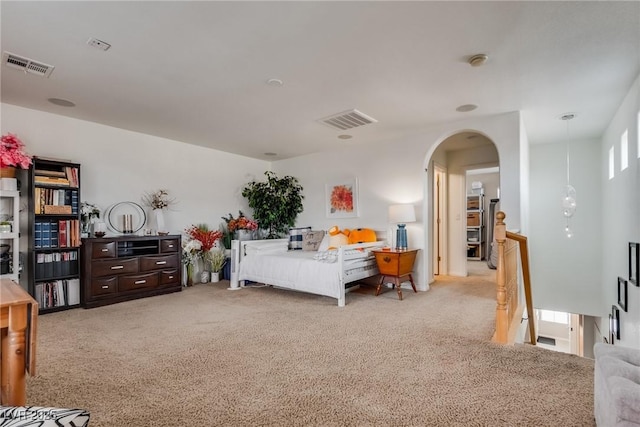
119,272,158,292
91,241,116,259
140,254,178,272
90,276,118,297
160,239,179,253
159,269,180,286
92,257,139,277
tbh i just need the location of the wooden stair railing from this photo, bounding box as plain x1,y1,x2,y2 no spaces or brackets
493,211,536,345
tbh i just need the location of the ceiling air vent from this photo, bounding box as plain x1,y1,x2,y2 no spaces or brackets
318,109,378,131
2,51,55,78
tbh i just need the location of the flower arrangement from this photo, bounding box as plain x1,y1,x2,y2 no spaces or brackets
182,238,203,268
142,189,175,210
222,211,258,232
207,249,226,273
185,224,222,253
1,133,32,169
80,202,100,233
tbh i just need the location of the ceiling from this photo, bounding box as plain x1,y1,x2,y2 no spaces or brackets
1,1,639,161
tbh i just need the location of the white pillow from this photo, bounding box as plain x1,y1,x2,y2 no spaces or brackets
317,232,330,252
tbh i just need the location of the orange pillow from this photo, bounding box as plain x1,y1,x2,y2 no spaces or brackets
348,228,376,244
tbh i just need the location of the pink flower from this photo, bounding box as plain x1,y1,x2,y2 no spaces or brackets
1,133,32,169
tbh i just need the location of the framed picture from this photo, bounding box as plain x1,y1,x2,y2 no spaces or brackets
325,179,359,218
629,242,639,286
617,277,628,312
608,314,614,345
611,305,620,340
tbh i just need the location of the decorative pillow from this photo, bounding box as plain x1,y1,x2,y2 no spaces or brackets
288,226,311,250
318,232,330,252
348,228,377,244
302,230,326,251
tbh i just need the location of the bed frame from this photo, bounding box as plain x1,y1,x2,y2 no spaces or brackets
229,237,386,307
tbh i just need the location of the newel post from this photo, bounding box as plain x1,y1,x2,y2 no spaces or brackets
494,211,508,343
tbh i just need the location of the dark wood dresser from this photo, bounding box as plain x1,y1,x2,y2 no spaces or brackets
81,235,182,308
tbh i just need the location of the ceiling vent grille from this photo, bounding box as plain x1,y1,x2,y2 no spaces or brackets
318,109,378,130
2,52,55,78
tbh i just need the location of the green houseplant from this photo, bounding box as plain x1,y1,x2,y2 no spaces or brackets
241,171,304,238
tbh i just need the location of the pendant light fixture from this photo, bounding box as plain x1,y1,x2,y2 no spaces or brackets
560,113,577,238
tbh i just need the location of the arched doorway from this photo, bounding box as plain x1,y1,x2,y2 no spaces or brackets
426,131,499,278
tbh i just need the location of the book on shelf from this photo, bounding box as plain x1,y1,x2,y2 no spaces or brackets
59,220,67,248
35,176,70,186
35,279,80,309
34,169,66,178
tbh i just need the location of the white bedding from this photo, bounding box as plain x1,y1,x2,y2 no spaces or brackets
239,250,342,298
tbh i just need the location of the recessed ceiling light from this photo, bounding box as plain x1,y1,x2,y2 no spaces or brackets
456,104,477,112
264,152,277,157
338,134,352,140
468,54,488,67
48,98,75,107
559,112,577,121
266,78,283,87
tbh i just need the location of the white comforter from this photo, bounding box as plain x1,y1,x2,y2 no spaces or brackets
239,251,342,298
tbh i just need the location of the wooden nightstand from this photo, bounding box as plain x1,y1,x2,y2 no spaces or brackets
372,249,418,300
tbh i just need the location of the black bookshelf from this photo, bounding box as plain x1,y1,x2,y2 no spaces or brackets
22,157,82,313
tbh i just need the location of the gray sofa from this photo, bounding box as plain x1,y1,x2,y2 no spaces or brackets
594,343,640,426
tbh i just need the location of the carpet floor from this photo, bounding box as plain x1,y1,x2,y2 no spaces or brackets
26,269,595,426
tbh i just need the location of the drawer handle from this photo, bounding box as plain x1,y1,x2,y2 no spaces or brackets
135,280,146,285
101,285,109,289
383,256,392,263
156,261,167,265
111,265,124,270
168,244,174,248
101,248,109,252
168,275,174,279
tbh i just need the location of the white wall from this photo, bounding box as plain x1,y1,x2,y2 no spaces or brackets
273,112,522,287
599,74,640,348
1,103,270,236
529,138,602,316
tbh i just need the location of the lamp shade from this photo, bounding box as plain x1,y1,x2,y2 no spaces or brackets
388,204,416,224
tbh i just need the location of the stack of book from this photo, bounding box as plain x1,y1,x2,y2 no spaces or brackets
34,166,79,188
35,219,80,248
35,188,78,214
34,278,81,308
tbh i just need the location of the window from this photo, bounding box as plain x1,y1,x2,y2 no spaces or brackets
609,146,615,179
621,129,628,171
539,309,569,324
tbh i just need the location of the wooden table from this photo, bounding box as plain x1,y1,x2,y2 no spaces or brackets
1,278,37,405
372,249,418,300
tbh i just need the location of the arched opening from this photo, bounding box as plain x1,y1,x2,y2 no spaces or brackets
425,130,500,280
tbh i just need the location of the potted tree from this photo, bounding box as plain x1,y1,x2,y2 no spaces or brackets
242,171,304,238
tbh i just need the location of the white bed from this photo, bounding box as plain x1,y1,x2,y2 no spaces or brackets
230,238,386,306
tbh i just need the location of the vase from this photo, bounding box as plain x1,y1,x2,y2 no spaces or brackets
235,229,254,241
155,209,166,234
186,263,194,287
0,167,16,178
200,270,210,283
211,272,220,283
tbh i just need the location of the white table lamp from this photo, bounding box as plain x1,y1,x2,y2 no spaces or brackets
389,204,416,250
